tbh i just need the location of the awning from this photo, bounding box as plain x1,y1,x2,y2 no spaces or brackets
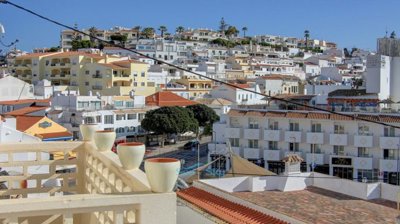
36,131,73,141
225,153,276,177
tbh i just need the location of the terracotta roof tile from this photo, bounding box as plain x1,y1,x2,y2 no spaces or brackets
282,154,304,163
265,111,287,117
145,91,197,107
286,112,307,118
330,113,354,121
16,116,43,131
246,111,265,117
5,106,47,116
308,113,330,119
36,131,72,140
227,110,247,117
177,187,287,224
0,99,50,106
380,115,400,123
357,114,380,122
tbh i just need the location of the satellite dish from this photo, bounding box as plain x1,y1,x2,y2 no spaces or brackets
129,90,135,99
96,92,101,99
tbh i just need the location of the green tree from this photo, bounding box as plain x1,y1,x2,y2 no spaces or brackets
304,30,310,50
141,27,155,39
88,26,98,46
71,40,93,50
186,104,219,137
46,47,60,52
110,34,128,46
158,25,167,38
225,26,239,39
242,26,248,38
141,106,198,147
176,26,185,34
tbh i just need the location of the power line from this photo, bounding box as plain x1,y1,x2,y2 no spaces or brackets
2,0,400,129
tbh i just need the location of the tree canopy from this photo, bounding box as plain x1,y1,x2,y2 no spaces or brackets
71,40,94,50
141,106,198,140
225,26,239,38
141,27,155,38
186,104,219,127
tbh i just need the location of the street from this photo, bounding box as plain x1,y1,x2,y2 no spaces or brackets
140,140,210,174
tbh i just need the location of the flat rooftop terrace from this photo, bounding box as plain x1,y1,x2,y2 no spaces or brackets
232,186,398,224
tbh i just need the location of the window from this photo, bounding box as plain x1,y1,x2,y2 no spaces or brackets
85,82,89,86
334,124,345,134
383,149,396,160
358,124,369,135
127,113,137,120
91,101,101,110
138,113,145,121
289,121,299,131
249,117,259,129
229,117,240,128
248,139,258,149
133,72,137,77
311,122,321,132
85,70,89,75
357,147,369,157
333,145,345,155
141,82,145,86
310,144,321,153
229,138,239,147
268,141,278,150
96,115,101,123
289,142,299,152
116,114,125,120
128,126,136,132
114,101,124,107
269,121,278,130
116,127,125,133
77,101,90,109
134,82,138,87
357,169,378,183
141,72,145,77
126,101,134,108
104,128,114,131
384,127,395,137
104,115,114,124
84,117,95,124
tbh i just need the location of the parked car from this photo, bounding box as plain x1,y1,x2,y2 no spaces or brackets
183,140,199,150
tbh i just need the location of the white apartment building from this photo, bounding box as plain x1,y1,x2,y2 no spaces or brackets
210,83,265,105
49,94,147,140
255,75,300,96
209,108,400,185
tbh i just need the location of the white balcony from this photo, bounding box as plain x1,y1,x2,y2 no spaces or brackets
306,153,324,165
225,127,241,138
354,135,374,147
0,142,176,224
379,159,399,172
263,129,281,141
284,131,302,142
353,157,373,169
329,134,348,146
306,132,324,144
243,148,261,159
243,128,261,140
208,143,227,155
263,149,281,161
379,136,400,149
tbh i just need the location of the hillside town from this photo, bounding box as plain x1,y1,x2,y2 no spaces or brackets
1,2,400,223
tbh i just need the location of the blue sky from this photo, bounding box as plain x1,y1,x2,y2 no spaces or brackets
1,0,400,52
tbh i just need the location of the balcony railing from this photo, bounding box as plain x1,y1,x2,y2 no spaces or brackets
0,142,176,224
92,74,103,79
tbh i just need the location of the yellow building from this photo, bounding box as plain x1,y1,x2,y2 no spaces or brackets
175,76,213,99
12,52,156,96
16,116,72,141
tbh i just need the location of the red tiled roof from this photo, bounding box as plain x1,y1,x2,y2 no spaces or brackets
286,112,307,118
0,99,50,106
5,106,47,116
145,91,198,107
307,112,330,119
16,116,43,131
177,187,288,224
36,131,72,139
226,83,251,90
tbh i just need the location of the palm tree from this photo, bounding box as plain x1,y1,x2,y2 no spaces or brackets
225,26,239,39
176,26,185,34
158,25,167,38
304,30,310,50
242,27,248,38
141,27,155,39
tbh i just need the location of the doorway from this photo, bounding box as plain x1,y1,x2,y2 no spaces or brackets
333,167,353,180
